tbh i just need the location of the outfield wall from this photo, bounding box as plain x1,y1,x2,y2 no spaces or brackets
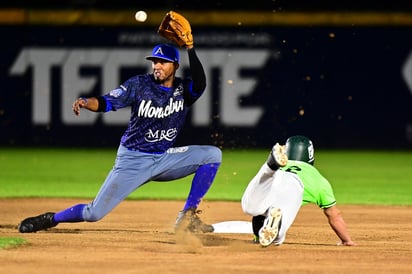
1,10,412,149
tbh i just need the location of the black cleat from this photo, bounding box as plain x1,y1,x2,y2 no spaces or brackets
18,212,57,233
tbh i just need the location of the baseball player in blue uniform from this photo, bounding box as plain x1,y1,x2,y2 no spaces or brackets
242,135,356,247
18,42,221,234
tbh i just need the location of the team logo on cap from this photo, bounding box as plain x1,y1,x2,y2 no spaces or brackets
154,47,165,56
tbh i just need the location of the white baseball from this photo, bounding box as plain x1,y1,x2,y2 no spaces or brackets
135,11,147,22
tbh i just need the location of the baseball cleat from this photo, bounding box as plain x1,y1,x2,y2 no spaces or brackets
259,207,282,247
174,208,214,233
266,143,288,170
18,212,57,233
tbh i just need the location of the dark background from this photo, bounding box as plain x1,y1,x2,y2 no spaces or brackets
1,0,412,11
1,2,412,149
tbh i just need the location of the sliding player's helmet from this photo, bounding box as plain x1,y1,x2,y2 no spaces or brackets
285,135,315,165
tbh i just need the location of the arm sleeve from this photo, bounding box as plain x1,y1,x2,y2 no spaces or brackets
96,96,109,112
188,47,206,94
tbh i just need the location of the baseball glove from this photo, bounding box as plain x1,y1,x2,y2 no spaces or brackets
158,11,193,47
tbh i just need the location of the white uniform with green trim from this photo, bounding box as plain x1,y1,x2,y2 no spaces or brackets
241,160,336,245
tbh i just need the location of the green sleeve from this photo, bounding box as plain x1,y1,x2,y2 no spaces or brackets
281,160,336,208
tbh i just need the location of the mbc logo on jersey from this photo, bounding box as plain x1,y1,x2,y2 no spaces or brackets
144,128,178,142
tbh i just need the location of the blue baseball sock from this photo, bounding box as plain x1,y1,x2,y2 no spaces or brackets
53,204,86,223
183,163,220,211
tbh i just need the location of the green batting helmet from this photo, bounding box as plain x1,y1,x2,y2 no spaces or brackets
285,135,315,165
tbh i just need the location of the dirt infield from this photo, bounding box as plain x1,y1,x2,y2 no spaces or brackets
1,198,411,274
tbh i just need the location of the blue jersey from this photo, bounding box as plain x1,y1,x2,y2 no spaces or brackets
102,73,203,153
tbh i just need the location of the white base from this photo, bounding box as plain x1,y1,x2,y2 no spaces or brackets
212,221,253,234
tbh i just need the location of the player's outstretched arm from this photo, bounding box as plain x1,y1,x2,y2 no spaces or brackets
72,97,99,116
323,205,356,246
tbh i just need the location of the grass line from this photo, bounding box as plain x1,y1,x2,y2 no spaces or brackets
0,148,411,205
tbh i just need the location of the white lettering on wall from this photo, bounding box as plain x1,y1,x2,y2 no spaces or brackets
9,49,66,124
9,48,268,127
181,50,268,126
62,50,105,124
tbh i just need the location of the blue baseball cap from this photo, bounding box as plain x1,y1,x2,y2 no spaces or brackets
145,44,179,63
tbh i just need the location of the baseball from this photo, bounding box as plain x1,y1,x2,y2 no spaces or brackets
135,11,147,22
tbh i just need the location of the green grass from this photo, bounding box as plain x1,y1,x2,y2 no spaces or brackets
314,150,412,205
0,237,26,249
0,148,411,205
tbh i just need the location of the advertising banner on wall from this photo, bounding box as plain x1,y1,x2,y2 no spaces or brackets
1,24,412,148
